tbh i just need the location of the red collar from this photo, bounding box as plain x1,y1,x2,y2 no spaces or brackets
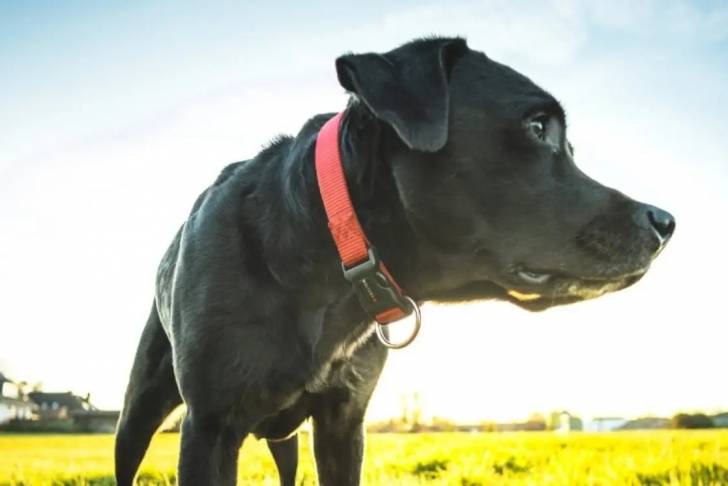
314,112,416,325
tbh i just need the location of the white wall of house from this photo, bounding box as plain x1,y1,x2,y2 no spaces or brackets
584,418,628,432
0,401,34,423
0,403,15,424
1,382,19,398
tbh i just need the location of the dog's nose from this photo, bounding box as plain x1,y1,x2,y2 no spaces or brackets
646,206,675,245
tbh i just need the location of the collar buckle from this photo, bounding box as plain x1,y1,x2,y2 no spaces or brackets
342,248,411,324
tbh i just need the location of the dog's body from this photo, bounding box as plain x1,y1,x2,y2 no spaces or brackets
115,37,674,485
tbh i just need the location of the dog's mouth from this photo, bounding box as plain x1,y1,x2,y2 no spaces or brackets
501,266,648,311
516,269,552,285
428,264,648,311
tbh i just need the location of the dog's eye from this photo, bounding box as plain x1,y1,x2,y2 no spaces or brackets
525,114,563,150
528,118,547,141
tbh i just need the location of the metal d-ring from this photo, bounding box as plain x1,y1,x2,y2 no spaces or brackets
375,296,422,350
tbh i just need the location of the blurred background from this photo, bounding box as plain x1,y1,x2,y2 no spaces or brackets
1,0,727,432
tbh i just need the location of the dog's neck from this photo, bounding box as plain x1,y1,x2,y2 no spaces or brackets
338,104,422,279
256,101,423,300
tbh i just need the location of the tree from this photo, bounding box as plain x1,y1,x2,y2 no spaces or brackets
399,392,423,430
524,412,547,431
671,413,714,429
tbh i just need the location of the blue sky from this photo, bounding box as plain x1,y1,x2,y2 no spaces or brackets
1,1,727,422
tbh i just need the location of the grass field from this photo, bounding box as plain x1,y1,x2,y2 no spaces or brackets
2,430,728,485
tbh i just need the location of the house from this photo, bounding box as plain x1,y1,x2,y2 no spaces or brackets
618,417,670,430
712,412,728,428
28,391,93,420
584,417,628,432
0,372,36,424
27,390,121,432
551,411,583,433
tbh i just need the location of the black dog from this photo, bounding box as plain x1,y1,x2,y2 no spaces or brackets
115,37,674,485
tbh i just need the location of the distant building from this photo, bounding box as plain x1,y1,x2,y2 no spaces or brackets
712,412,728,428
551,411,583,433
0,372,36,424
1,372,121,432
619,417,670,430
585,417,628,432
28,391,94,420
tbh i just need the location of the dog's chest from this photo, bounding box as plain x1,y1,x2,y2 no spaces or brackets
304,324,376,394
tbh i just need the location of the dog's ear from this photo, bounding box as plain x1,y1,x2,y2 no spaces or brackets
336,37,468,152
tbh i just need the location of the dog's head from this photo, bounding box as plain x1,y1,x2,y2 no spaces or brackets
336,37,674,310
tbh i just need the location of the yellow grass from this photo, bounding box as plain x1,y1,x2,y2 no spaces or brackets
2,430,728,485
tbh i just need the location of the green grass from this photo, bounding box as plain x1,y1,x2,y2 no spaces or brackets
2,430,728,485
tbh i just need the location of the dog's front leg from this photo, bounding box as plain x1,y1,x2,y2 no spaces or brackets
311,400,366,486
178,410,245,486
267,434,298,486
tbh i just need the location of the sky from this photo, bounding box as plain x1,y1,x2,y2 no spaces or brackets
1,0,727,424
